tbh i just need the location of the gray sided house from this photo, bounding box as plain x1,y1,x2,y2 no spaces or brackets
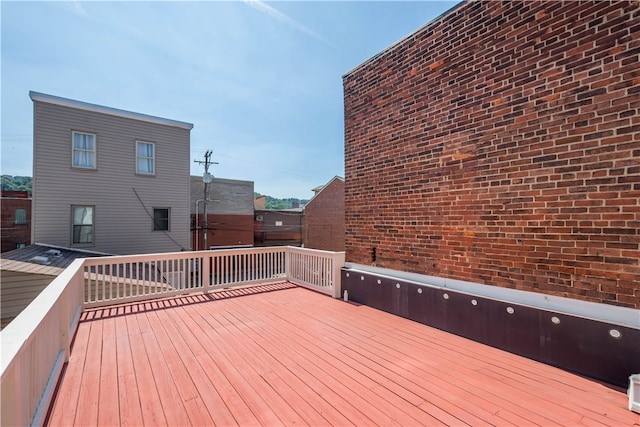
30,91,193,255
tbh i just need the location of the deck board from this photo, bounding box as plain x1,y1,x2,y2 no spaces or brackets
74,320,102,425
114,313,144,427
125,313,166,426
98,317,120,426
143,309,220,426
222,294,443,426
218,302,416,424
46,283,640,427
137,312,191,426
46,320,90,426
208,309,330,426
152,307,248,426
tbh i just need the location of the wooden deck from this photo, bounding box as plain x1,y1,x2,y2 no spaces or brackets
46,282,639,426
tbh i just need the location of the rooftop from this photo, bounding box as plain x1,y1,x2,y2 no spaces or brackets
46,283,638,426
1,243,111,270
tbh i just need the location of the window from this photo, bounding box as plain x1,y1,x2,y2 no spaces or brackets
16,243,26,249
72,206,93,244
136,141,155,174
153,208,169,231
72,132,96,169
15,209,27,225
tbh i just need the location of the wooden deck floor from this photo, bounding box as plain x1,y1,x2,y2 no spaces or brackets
46,282,639,426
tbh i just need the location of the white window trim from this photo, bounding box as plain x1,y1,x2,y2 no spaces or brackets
71,205,94,245
71,131,97,170
136,140,156,175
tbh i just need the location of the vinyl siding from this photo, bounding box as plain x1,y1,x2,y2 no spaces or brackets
0,270,56,320
32,100,191,254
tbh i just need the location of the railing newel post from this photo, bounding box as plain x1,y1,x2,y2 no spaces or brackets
332,252,346,298
285,247,291,280
203,251,211,294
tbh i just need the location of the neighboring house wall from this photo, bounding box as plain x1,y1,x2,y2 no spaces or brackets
30,92,192,255
303,177,345,252
0,260,61,328
343,1,639,308
1,191,31,252
1,244,111,328
190,176,254,249
254,210,302,247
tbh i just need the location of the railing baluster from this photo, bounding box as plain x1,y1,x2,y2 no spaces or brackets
79,247,344,307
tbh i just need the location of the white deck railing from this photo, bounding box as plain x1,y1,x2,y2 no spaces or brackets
1,246,345,427
287,246,345,298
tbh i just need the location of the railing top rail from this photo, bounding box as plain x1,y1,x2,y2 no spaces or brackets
81,246,290,265
286,246,346,256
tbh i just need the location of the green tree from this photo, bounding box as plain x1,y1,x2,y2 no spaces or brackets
254,192,308,210
1,175,32,192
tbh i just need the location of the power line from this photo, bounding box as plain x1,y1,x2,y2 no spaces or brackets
193,150,218,250
131,187,186,251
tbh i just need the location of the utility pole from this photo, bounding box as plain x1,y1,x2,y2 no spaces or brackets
194,150,218,250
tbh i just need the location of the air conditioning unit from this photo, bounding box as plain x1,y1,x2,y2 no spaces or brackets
45,249,62,257
256,215,263,222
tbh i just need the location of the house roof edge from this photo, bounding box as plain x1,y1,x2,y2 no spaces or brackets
304,175,344,207
29,91,194,131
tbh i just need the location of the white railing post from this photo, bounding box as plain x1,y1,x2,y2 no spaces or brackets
202,252,211,293
285,247,292,281
332,251,346,299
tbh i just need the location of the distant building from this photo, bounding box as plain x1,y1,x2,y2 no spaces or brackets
254,209,302,247
190,176,254,249
254,195,266,210
303,176,345,252
1,190,31,252
30,91,193,255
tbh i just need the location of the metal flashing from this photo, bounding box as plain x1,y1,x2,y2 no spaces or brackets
344,263,640,330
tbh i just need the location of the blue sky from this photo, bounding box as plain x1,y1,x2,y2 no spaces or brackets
2,0,458,199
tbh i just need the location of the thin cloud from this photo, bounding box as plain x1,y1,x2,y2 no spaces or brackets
243,0,337,49
68,1,88,16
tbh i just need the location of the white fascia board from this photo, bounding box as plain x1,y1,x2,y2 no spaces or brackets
29,91,194,130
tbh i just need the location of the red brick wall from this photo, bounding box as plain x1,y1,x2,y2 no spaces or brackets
1,193,32,252
343,1,640,308
191,214,253,249
303,178,346,252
